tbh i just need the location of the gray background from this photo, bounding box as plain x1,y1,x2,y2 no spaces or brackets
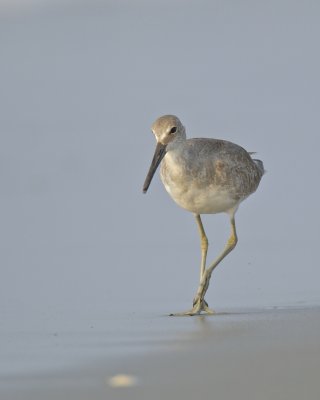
1,0,319,333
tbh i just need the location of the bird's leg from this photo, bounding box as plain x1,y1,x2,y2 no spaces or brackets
192,212,238,312
194,214,214,314
170,212,238,317
170,214,212,316
195,214,208,281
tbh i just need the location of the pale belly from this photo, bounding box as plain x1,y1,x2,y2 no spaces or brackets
161,178,240,214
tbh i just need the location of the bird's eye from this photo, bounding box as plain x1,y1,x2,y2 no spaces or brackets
170,127,177,134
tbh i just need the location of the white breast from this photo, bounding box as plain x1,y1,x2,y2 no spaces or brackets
160,151,240,214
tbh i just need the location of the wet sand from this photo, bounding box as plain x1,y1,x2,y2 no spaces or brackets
1,306,320,400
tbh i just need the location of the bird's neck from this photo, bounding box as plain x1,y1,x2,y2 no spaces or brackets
167,132,187,152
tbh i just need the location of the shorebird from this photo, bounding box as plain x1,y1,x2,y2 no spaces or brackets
143,115,264,316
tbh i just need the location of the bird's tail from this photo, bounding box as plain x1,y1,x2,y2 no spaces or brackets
253,159,265,176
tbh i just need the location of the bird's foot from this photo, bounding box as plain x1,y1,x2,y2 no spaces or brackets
170,299,215,317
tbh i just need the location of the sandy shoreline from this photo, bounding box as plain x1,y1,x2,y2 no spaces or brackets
2,306,320,400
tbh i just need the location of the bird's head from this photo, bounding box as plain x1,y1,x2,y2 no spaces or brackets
143,115,185,193
151,114,186,146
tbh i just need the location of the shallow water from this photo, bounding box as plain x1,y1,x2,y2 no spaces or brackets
0,303,317,379
2,306,320,400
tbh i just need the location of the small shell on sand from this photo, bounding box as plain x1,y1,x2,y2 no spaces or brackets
107,374,138,388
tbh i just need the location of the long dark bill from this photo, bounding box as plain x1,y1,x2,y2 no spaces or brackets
142,142,167,193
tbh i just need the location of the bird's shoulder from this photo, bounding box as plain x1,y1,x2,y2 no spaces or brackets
183,138,249,159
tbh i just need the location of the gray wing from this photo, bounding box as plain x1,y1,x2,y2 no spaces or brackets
182,138,264,199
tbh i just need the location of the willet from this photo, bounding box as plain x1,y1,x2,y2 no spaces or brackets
143,115,264,316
